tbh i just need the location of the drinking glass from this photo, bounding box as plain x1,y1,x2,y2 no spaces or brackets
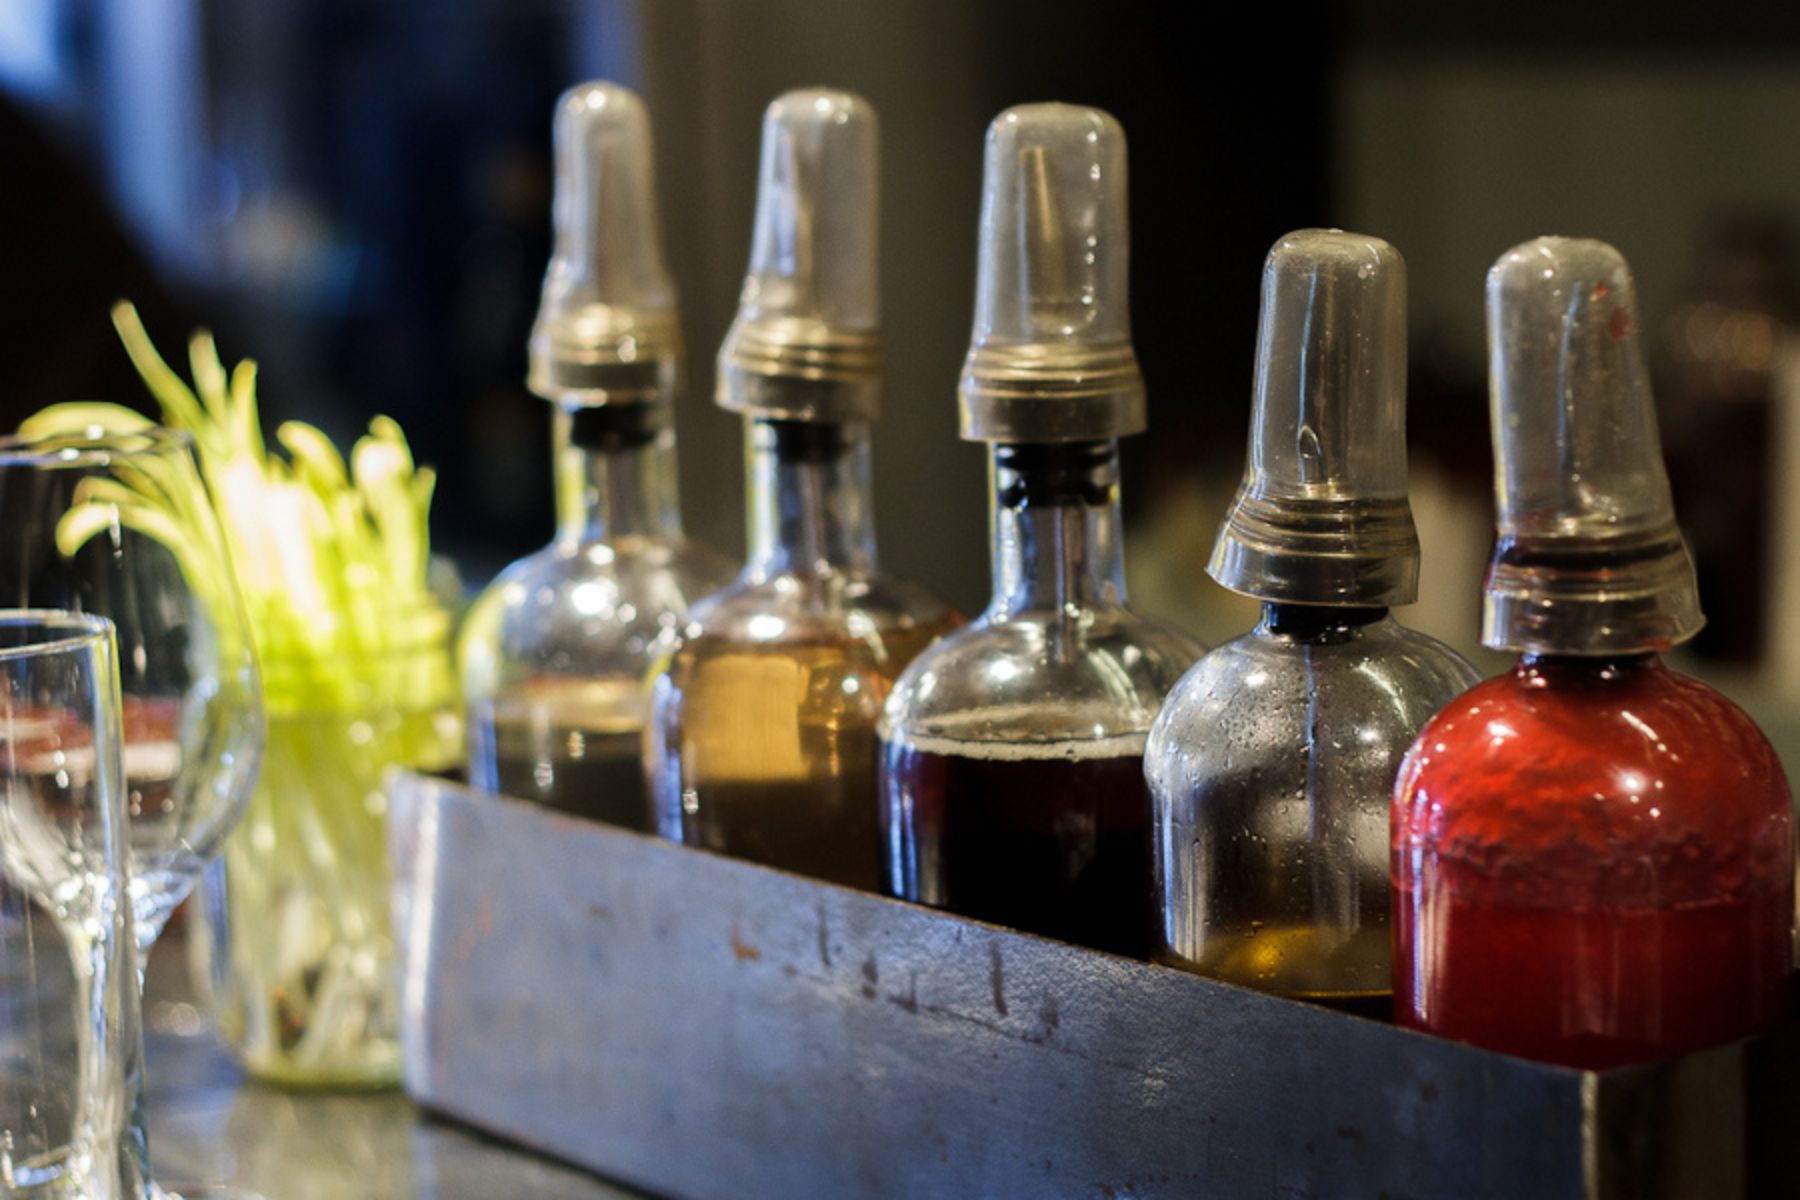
0,429,262,955
0,430,263,1199
0,610,146,1199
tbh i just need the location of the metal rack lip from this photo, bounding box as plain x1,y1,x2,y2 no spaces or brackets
388,773,1794,1200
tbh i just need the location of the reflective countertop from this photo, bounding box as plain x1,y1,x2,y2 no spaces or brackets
142,934,645,1200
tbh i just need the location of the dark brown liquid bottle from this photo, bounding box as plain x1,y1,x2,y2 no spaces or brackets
877,106,1199,956
460,83,731,825
480,677,658,828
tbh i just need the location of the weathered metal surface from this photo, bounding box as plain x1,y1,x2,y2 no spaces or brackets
388,773,1797,1200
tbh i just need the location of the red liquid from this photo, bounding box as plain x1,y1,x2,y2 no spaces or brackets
1392,655,1794,1070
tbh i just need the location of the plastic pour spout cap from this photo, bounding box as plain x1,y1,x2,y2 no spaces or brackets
1209,229,1420,607
718,88,882,423
1483,236,1703,655
958,103,1145,443
529,82,681,407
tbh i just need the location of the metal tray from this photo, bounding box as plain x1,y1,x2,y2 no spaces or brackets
387,773,1800,1200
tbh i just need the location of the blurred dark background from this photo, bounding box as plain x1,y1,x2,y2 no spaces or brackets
9,0,1800,690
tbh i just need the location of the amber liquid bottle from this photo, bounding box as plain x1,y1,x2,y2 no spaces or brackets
1392,237,1796,1070
651,420,957,887
646,89,958,889
1146,230,1478,1011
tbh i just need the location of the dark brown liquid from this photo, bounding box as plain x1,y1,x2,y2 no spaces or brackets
488,726,648,829
471,679,651,830
120,695,182,844
880,731,1153,958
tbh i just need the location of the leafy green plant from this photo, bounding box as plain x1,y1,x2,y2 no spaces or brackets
21,302,452,713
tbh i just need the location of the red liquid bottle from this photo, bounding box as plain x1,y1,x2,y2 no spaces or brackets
1392,237,1795,1070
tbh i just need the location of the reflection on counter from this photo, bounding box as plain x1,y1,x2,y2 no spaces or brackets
143,933,643,1200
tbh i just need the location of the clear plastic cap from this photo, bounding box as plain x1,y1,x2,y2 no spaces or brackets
959,103,1145,443
1483,236,1703,654
718,88,882,423
528,82,681,406
1210,230,1419,607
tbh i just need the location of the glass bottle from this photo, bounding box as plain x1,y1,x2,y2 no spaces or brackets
647,90,959,890
1393,237,1794,1069
1145,231,1479,1010
878,105,1200,959
460,82,732,827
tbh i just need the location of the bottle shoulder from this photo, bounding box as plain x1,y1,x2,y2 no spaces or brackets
459,537,734,695
682,567,960,644
1144,617,1480,798
1396,661,1794,904
476,535,735,596
1402,661,1791,809
882,607,1202,741
1153,617,1480,735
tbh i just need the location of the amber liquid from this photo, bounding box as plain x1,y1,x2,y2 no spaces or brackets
658,620,956,890
471,677,651,829
1157,751,1395,1008
881,730,1154,958
1176,922,1393,1018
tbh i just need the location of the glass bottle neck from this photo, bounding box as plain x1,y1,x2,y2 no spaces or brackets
553,403,684,545
1257,603,1389,641
1515,651,1663,687
745,419,878,577
988,441,1127,618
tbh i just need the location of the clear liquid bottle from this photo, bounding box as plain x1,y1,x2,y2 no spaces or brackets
1145,231,1480,1010
460,82,733,827
647,90,959,889
878,104,1200,958
1392,238,1795,1068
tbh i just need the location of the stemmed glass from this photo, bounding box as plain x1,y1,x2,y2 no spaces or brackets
0,610,144,1199
0,429,263,1197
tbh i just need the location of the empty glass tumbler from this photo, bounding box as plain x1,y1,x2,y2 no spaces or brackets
0,610,146,1199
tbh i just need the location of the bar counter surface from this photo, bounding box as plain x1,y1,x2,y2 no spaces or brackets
143,933,644,1200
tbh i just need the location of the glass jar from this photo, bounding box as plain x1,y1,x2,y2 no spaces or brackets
196,632,460,1088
